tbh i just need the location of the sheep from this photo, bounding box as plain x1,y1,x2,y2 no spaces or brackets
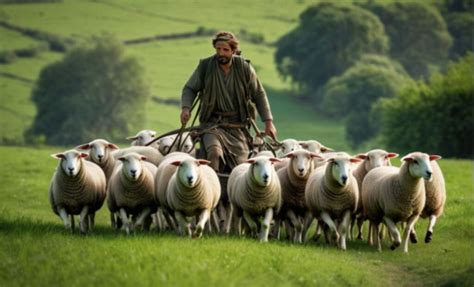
361,152,441,253
157,132,195,156
76,139,120,180
112,146,163,166
155,152,193,232
127,129,160,150
351,149,399,240
49,149,107,234
107,152,158,235
276,150,322,243
305,152,361,250
166,158,221,238
226,155,282,242
410,158,446,244
299,139,334,169
275,138,302,158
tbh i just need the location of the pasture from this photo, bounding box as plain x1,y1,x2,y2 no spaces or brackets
0,146,473,286
0,0,473,286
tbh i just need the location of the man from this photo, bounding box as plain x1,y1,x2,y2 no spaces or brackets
180,31,277,173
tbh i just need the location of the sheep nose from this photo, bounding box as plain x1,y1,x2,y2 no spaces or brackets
68,167,74,172
426,171,432,178
341,175,348,184
298,168,304,173
263,174,269,181
130,169,137,176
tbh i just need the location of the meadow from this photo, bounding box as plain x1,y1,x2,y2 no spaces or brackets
0,0,473,286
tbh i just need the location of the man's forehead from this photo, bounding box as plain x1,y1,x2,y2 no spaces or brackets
214,41,232,49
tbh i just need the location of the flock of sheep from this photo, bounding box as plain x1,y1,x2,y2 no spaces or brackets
48,129,446,253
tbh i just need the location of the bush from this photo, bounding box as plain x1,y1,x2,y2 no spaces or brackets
275,2,389,102
26,35,150,145
0,50,17,64
320,54,412,147
376,53,474,158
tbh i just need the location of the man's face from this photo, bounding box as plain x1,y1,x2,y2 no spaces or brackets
215,41,233,65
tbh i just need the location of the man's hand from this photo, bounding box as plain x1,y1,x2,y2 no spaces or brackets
180,107,191,125
264,120,277,140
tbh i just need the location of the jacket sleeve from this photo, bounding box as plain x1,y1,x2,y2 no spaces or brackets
248,64,273,122
181,61,204,109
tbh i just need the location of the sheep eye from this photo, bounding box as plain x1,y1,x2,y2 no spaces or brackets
413,160,418,165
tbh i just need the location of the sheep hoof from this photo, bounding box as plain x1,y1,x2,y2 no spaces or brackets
357,234,363,240
410,232,418,244
425,231,433,243
192,226,203,239
312,234,321,242
390,241,400,250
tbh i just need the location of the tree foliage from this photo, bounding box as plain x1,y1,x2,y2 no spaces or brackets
27,35,149,145
376,53,474,158
320,54,411,147
275,2,389,102
361,2,453,79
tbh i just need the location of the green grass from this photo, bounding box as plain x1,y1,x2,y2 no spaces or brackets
0,146,472,286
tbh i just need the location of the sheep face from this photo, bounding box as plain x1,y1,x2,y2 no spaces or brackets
76,139,119,164
358,149,399,171
278,139,301,157
171,159,210,188
158,135,176,154
127,129,156,146
402,152,441,182
328,154,361,186
286,150,322,177
181,137,194,153
118,153,147,181
299,140,333,154
247,156,280,187
52,150,88,177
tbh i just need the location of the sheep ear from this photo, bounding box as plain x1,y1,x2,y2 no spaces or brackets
284,152,294,159
269,157,282,163
80,153,89,158
140,156,147,161
350,157,362,163
51,153,65,159
387,153,399,159
299,142,309,149
76,143,91,150
197,159,211,166
126,136,138,141
170,160,181,166
310,153,323,160
118,157,126,162
429,155,442,161
246,158,256,164
355,154,368,160
321,146,333,152
401,155,413,162
108,143,120,150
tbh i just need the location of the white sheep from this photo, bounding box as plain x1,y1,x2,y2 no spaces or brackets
157,132,195,156
107,152,158,235
351,149,399,239
49,149,107,234
155,152,192,232
410,158,446,244
276,150,322,243
276,138,302,158
226,155,282,242
166,158,221,238
305,152,361,250
299,139,334,168
112,146,163,166
127,129,160,150
76,139,120,180
361,152,441,253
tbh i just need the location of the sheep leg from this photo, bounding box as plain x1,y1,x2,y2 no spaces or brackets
134,207,151,231
283,220,293,241
217,201,227,231
162,209,178,231
402,214,419,253
287,210,303,243
119,208,131,235
372,222,382,252
243,211,258,238
211,210,220,234
409,225,418,244
259,208,274,242
320,212,339,244
425,215,437,243
348,215,355,240
224,204,234,235
69,214,75,231
58,208,72,232
88,213,95,231
175,211,191,237
356,215,364,240
382,216,401,250
367,222,373,246
272,217,281,240
79,206,89,235
302,211,313,243
193,209,211,238
338,210,351,251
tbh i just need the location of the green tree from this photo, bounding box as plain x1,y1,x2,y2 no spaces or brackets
275,2,389,103
361,2,453,79
376,53,474,158
321,54,411,147
26,35,149,145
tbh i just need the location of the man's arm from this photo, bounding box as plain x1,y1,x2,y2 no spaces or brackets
181,63,204,125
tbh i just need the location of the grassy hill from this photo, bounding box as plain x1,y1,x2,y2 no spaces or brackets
0,146,472,286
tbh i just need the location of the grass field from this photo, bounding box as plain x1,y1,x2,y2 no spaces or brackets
0,146,472,286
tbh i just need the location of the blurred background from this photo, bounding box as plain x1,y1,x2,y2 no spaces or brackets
0,0,472,157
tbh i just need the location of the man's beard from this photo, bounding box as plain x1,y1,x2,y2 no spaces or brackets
217,56,231,65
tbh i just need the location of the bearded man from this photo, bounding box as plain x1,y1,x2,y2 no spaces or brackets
180,31,277,173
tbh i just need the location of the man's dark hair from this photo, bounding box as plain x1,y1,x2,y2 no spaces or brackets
212,31,240,54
